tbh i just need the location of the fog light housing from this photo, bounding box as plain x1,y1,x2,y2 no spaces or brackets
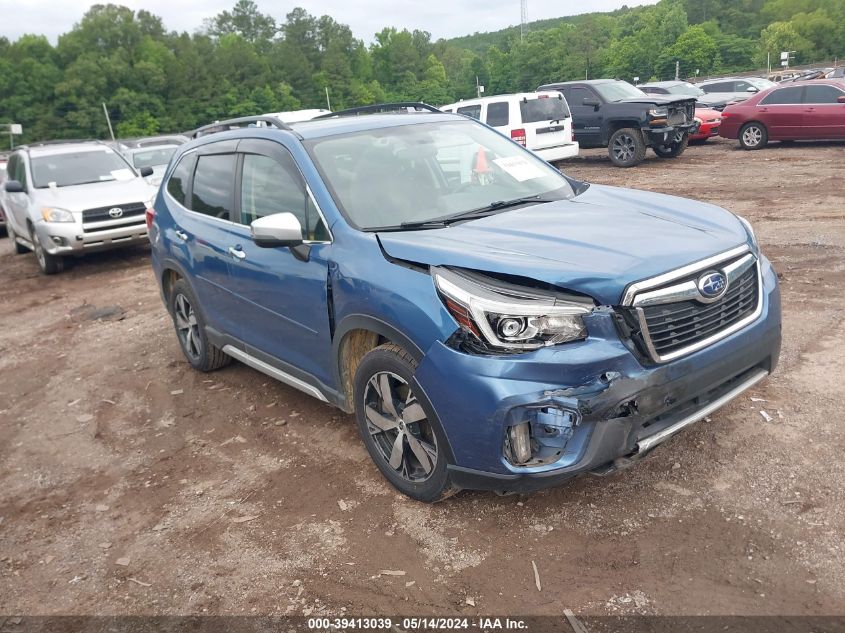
504,405,580,467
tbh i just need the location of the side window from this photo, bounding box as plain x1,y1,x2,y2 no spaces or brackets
12,154,28,189
569,87,596,105
239,152,327,241
456,104,481,120
191,154,237,220
485,101,509,127
734,80,752,92
760,86,803,105
702,82,728,93
805,85,844,104
6,154,18,185
166,154,195,206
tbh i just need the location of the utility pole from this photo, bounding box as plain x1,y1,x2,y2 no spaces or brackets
675,60,680,81
325,87,332,111
520,0,527,42
102,102,115,141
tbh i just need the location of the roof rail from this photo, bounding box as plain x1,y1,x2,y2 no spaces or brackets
191,115,301,139
312,102,442,119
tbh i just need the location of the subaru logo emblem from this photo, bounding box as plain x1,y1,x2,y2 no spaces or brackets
698,271,727,299
108,207,123,218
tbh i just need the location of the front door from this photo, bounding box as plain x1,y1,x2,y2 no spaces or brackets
225,139,334,389
563,86,603,147
802,84,845,139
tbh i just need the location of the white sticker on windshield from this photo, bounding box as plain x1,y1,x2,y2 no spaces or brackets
110,169,135,181
492,156,546,182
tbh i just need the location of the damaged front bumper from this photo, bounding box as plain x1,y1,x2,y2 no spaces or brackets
412,257,781,493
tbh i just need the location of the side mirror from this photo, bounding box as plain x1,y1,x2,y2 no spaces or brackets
837,95,845,103
582,98,600,108
4,179,24,193
139,166,154,177
746,87,758,93
250,212,303,248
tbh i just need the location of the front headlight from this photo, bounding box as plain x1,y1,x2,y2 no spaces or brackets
433,267,591,351
41,207,75,223
648,107,668,118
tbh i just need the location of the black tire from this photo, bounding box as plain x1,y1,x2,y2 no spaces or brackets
30,225,64,274
608,128,647,167
168,278,231,372
653,130,690,158
353,343,456,502
7,223,28,254
739,122,768,150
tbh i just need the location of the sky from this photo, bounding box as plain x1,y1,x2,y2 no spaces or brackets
0,0,658,43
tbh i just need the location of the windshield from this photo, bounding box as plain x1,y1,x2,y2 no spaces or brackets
32,149,135,188
748,77,776,90
131,147,176,169
520,95,571,122
306,120,573,231
667,82,705,97
594,81,647,102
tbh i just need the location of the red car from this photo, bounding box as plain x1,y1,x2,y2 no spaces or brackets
690,107,722,144
719,79,845,149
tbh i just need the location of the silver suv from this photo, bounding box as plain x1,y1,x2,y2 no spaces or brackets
1,141,157,273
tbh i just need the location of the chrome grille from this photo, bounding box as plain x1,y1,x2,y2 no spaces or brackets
622,248,763,363
82,202,146,223
640,264,758,357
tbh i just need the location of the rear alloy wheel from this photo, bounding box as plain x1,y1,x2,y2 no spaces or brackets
739,122,768,150
354,344,454,502
608,128,647,167
653,130,689,158
168,279,230,372
30,226,64,274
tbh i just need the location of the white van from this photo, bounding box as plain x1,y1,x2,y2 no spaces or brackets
440,92,579,162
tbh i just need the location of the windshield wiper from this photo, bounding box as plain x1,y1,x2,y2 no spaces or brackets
388,195,559,231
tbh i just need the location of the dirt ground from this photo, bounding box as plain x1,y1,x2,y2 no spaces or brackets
1,137,844,620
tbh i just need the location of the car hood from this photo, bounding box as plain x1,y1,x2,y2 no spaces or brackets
377,184,748,305
32,178,157,212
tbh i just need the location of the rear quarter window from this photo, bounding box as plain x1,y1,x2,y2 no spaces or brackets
485,102,509,127
166,154,196,207
519,96,571,123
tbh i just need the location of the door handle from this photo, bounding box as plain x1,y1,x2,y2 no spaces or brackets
228,246,246,260
175,230,188,241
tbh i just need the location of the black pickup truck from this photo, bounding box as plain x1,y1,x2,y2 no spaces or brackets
537,79,697,167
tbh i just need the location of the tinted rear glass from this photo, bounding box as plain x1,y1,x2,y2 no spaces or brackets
486,102,509,127
166,154,195,206
456,104,481,120
132,147,176,169
191,154,237,220
519,96,570,123
761,86,803,105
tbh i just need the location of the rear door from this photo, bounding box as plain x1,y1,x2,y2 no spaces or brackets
802,84,845,139
165,142,243,338
562,86,603,147
757,86,805,138
4,153,31,234
518,94,574,152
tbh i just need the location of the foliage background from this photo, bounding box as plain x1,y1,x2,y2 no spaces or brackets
0,0,843,141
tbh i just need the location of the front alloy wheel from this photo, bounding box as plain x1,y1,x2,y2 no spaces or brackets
354,344,454,502
364,371,438,482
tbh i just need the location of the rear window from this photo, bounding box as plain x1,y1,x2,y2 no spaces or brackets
519,96,571,123
166,154,195,206
132,147,176,169
191,154,237,220
760,86,803,105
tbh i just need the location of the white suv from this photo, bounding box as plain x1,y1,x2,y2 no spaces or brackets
441,92,579,162
0,141,157,274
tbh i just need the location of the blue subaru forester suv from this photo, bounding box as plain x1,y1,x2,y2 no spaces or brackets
148,104,781,502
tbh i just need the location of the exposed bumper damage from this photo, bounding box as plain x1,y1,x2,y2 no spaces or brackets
413,258,781,494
